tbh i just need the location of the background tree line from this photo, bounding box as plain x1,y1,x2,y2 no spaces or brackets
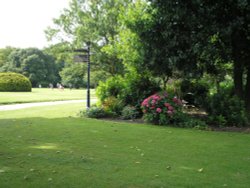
0,47,57,87
0,46,106,88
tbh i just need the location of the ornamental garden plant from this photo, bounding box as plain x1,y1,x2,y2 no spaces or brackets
141,92,184,125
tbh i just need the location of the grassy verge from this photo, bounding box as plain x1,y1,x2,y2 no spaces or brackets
0,88,96,105
0,104,249,188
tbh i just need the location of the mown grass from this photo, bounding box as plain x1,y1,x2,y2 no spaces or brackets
0,88,96,104
0,104,250,187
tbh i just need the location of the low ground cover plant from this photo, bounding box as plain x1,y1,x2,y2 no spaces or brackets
80,106,108,118
121,105,140,120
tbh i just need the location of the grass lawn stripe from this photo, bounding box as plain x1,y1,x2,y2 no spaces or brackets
0,88,96,105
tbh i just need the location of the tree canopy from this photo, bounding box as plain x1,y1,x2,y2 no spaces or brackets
127,0,250,111
46,0,133,76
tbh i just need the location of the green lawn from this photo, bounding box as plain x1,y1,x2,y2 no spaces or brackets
0,103,250,188
0,88,96,104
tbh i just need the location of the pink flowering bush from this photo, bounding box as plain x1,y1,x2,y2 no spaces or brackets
141,92,184,125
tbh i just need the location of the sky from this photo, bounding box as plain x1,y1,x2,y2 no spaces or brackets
0,0,70,49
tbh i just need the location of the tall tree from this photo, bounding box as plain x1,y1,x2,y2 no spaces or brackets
60,63,86,88
204,0,250,112
104,0,149,74
44,42,74,84
123,1,205,89
0,47,16,68
132,0,250,112
46,0,132,76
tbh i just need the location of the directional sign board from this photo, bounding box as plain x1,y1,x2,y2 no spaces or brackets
73,48,89,53
73,54,88,63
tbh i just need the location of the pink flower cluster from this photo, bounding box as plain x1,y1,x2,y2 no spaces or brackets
156,108,162,113
172,96,182,105
141,92,182,117
164,102,174,116
141,94,161,108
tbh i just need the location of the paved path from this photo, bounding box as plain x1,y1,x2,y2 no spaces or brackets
0,99,97,111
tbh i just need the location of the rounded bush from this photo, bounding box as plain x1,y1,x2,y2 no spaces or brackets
141,92,183,125
0,72,32,92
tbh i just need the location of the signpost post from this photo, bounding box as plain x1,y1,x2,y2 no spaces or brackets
86,42,90,109
73,42,91,109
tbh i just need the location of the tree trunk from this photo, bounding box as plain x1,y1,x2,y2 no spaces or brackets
245,65,250,114
162,76,169,90
215,77,220,93
232,29,245,99
233,61,244,98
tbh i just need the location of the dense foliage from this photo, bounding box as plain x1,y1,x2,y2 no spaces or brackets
96,74,161,115
0,72,32,92
96,76,125,103
205,87,249,127
0,47,16,67
102,96,124,116
121,74,161,112
180,79,209,107
60,64,86,88
46,0,133,76
138,0,250,113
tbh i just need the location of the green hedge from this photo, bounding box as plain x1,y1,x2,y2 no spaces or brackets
0,72,32,92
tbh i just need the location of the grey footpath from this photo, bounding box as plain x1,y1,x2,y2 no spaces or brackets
0,99,97,111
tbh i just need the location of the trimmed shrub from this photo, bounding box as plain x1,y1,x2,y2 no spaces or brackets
0,72,32,92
